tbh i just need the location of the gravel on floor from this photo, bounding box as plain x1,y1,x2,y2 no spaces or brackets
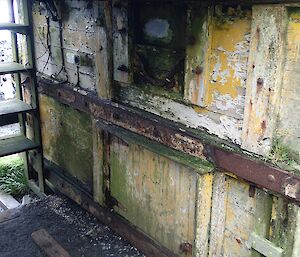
0,195,145,257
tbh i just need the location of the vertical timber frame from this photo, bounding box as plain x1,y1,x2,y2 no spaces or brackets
3,0,45,195
7,0,29,183
241,5,300,257
241,5,288,156
184,2,211,107
93,0,113,207
32,1,300,255
112,0,131,84
94,0,113,99
193,173,213,257
27,0,45,194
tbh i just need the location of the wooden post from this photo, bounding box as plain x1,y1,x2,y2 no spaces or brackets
94,1,113,99
193,173,213,257
241,5,288,155
93,0,114,207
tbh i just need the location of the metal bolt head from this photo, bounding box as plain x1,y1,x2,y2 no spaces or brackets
268,174,276,183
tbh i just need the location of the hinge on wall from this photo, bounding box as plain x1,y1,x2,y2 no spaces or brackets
248,233,284,257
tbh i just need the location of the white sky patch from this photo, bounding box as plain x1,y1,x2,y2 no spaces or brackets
0,1,13,41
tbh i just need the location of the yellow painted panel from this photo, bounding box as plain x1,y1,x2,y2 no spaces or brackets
205,8,251,111
110,136,197,256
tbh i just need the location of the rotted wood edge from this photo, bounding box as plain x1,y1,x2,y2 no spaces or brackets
44,159,178,257
96,119,214,174
37,79,300,204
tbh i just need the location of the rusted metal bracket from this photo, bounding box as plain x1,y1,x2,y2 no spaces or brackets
38,79,300,205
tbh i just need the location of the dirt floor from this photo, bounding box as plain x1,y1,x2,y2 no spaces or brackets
0,195,145,257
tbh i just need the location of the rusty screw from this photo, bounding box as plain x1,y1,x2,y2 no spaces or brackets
179,242,193,254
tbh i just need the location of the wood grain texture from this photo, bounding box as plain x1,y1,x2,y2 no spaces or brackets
92,119,104,205
193,173,213,257
31,228,71,257
208,173,228,257
112,0,131,83
242,5,288,155
110,136,197,256
94,1,113,99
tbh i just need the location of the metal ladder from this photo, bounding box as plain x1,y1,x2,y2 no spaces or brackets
0,0,45,196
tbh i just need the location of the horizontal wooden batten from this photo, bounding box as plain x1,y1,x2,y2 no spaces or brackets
96,119,214,174
45,160,177,257
0,135,39,157
0,23,30,33
0,62,32,75
0,99,35,116
38,79,300,204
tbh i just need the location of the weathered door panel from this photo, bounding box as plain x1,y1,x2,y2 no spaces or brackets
39,95,93,192
110,136,197,256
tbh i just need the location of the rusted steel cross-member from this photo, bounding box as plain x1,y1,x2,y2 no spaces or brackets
38,79,300,205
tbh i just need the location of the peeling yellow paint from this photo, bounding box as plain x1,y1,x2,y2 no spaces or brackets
205,10,251,107
110,138,197,256
194,173,213,256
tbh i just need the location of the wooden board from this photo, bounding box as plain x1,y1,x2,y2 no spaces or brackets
0,208,20,223
31,228,71,257
0,23,29,33
0,99,34,116
0,135,39,157
0,62,32,75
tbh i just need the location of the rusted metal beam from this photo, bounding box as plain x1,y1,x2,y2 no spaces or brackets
208,147,300,202
38,79,300,204
45,160,178,257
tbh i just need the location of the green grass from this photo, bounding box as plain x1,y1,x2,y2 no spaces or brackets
268,138,294,164
267,137,300,174
0,155,28,197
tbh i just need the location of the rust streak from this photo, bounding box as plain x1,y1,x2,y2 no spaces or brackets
38,79,300,205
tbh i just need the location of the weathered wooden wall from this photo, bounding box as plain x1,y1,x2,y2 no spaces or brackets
33,1,300,257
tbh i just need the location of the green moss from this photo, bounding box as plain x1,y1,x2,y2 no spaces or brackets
0,155,28,197
214,5,251,27
106,121,214,174
287,6,300,17
133,44,184,95
267,137,300,174
43,96,93,190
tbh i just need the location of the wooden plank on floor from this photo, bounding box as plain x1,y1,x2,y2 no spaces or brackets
31,228,71,257
0,191,20,209
0,200,8,211
0,208,20,223
0,135,39,157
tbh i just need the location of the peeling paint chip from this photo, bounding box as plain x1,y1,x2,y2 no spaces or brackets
284,183,298,199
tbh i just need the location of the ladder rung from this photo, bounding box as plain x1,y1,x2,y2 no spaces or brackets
0,99,35,116
0,62,32,75
0,23,29,33
0,135,39,157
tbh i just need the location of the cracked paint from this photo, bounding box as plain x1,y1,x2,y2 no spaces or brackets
206,9,251,120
